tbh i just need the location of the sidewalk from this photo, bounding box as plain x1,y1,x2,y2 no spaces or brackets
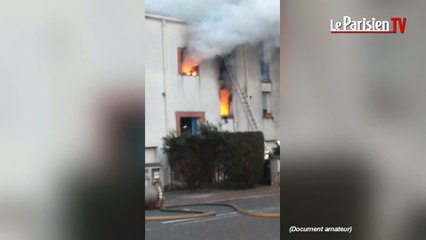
163,185,280,206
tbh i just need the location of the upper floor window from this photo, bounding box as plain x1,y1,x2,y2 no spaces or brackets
176,112,205,136
262,92,273,119
218,57,228,81
178,47,199,76
259,49,270,82
220,88,232,118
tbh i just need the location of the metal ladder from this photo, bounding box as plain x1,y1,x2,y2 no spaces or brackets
224,60,270,153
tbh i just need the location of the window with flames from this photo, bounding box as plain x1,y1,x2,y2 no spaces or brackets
220,88,232,118
178,47,199,76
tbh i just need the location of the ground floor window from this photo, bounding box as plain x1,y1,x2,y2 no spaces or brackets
180,117,199,135
175,111,206,136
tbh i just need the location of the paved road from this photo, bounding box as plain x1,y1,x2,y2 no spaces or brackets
145,194,280,240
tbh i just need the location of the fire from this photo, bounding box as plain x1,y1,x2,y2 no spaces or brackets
220,89,230,116
181,55,199,76
184,67,198,76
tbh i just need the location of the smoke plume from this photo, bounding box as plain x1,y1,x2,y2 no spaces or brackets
145,0,280,64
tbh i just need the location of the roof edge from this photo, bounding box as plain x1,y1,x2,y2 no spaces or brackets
145,13,189,25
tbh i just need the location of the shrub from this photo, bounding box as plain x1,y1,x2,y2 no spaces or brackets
162,122,264,189
220,132,264,189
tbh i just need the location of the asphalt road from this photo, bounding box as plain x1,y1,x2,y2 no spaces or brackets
145,194,280,240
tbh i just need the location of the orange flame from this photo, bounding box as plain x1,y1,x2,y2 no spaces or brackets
220,89,230,116
184,67,198,76
182,56,200,76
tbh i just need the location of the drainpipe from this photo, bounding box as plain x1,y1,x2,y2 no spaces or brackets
161,19,172,188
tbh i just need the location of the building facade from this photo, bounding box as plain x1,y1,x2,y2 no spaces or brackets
145,14,280,187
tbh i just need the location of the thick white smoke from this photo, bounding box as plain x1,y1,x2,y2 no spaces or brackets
145,0,280,63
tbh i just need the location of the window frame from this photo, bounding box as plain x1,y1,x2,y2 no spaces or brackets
175,111,205,135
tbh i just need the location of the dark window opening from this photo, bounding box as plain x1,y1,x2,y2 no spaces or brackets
259,50,270,82
178,47,199,76
176,112,205,136
218,51,236,81
180,117,199,135
218,57,228,80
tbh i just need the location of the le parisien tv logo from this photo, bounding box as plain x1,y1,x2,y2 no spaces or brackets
330,16,407,34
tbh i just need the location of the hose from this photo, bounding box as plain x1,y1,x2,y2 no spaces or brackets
145,203,280,221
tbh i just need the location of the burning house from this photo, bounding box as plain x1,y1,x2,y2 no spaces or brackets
145,13,280,188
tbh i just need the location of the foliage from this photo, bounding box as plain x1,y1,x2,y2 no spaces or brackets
162,122,264,189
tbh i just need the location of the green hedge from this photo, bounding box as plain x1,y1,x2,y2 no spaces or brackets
162,123,264,189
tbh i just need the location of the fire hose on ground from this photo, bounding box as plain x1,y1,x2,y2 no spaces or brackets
145,182,280,221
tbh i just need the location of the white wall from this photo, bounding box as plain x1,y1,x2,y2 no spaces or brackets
145,18,167,150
